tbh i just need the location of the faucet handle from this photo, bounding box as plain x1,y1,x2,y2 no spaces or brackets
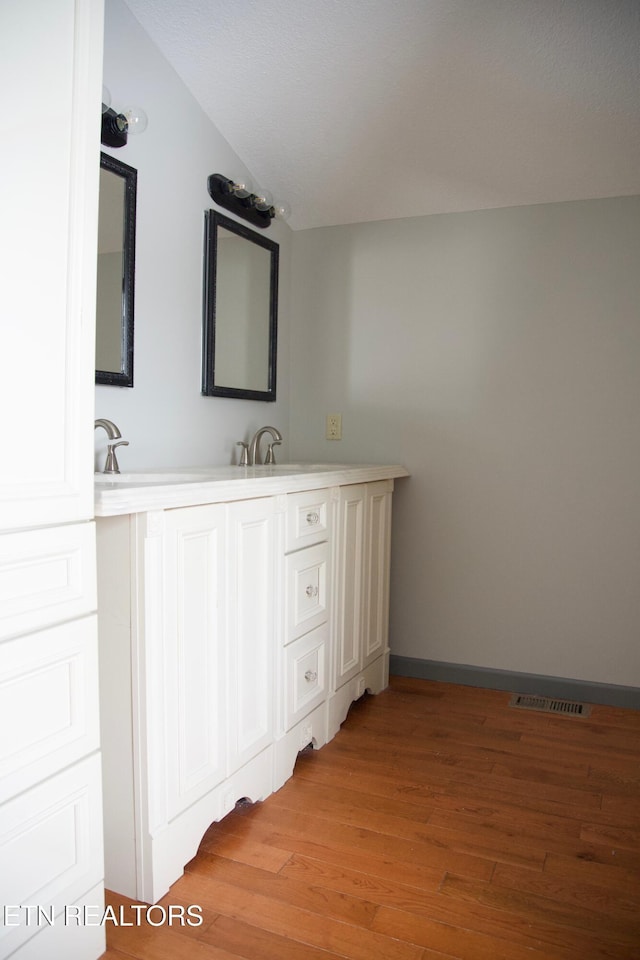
236,441,249,466
104,440,129,475
264,440,282,465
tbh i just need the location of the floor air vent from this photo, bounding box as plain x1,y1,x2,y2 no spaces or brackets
508,694,591,717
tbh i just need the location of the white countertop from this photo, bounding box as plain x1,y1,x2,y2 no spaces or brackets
94,463,410,516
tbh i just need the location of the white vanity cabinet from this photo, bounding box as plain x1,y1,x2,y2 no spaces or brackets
95,464,406,905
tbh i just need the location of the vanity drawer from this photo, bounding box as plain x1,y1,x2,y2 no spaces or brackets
0,522,96,641
286,489,330,552
0,616,100,803
0,753,103,959
285,542,329,644
284,625,328,731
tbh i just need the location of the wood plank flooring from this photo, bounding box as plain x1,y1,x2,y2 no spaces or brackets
101,676,640,960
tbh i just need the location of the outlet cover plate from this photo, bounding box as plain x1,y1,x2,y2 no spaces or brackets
326,413,342,440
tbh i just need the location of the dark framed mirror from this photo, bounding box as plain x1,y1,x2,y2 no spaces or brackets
202,210,278,402
96,152,137,387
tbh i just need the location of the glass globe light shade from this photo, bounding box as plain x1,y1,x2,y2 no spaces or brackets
254,189,274,212
273,201,291,221
122,105,148,136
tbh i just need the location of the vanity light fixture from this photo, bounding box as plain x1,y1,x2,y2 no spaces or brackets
101,86,148,148
207,173,290,229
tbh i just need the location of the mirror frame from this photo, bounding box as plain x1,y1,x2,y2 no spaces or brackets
96,152,137,387
202,210,279,402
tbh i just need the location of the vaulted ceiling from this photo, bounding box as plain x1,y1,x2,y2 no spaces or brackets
123,0,640,230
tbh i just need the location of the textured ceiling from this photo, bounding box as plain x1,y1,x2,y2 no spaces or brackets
123,0,640,230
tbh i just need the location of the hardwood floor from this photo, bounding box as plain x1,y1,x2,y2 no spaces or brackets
101,676,640,959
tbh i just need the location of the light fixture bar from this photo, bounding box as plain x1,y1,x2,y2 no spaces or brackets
207,174,275,229
100,98,148,149
101,106,128,148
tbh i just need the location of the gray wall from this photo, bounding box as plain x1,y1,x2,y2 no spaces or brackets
100,0,640,690
290,197,640,688
96,0,292,470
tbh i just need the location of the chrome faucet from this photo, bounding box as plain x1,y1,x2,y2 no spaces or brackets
247,425,283,465
94,418,129,474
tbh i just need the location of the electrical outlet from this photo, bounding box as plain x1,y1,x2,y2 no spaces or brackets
326,413,342,440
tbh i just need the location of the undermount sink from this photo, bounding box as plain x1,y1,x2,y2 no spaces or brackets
94,464,344,484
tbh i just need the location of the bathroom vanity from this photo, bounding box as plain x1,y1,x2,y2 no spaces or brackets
95,463,408,903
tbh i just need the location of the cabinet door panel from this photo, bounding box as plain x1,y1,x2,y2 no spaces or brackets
227,499,275,770
334,485,365,687
363,483,392,666
0,617,99,803
0,0,101,529
164,506,226,818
